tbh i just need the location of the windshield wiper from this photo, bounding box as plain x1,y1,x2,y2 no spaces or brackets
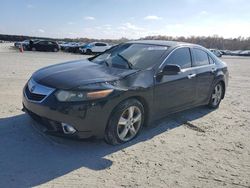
117,53,133,69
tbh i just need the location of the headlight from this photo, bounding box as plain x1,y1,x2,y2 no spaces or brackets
55,89,113,102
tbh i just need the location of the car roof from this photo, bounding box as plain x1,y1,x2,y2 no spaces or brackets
126,40,200,48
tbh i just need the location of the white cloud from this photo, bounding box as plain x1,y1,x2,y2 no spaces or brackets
51,17,250,40
38,29,45,33
80,22,146,39
121,22,144,31
144,15,163,20
84,16,95,20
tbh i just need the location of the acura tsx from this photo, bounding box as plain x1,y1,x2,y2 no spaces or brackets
22,40,228,145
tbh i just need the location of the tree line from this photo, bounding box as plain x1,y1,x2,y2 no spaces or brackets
141,35,250,50
1,34,250,50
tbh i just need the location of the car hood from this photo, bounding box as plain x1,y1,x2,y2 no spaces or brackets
32,59,138,89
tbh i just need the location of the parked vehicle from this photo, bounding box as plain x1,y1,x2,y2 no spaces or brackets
14,40,30,48
209,49,222,57
60,42,77,51
28,40,59,52
22,40,228,145
79,42,111,54
65,43,86,53
220,50,232,56
14,39,41,50
231,50,243,56
239,50,250,56
58,41,68,50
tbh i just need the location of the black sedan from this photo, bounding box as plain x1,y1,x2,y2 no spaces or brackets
22,40,228,145
28,40,59,52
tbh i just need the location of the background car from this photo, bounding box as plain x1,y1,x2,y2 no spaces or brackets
14,39,30,48
231,50,243,56
60,42,76,51
28,40,59,52
239,50,250,56
79,42,111,54
65,42,86,53
58,41,68,50
220,50,233,55
209,49,222,57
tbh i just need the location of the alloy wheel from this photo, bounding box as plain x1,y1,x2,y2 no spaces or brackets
211,84,223,106
117,106,142,141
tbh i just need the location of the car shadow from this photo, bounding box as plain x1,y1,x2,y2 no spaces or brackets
0,106,213,187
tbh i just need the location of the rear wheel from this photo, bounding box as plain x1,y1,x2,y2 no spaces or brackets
31,47,36,51
208,82,224,108
53,48,58,52
105,99,144,145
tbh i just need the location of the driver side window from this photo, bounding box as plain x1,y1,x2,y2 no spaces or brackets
165,47,192,69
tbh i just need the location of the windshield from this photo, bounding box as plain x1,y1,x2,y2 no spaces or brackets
90,43,168,69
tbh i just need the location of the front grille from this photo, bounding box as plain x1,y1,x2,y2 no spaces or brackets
24,79,55,102
25,86,46,101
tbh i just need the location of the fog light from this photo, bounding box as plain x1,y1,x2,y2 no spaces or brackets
61,123,76,134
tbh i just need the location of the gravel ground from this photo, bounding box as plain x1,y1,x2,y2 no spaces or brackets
0,43,249,188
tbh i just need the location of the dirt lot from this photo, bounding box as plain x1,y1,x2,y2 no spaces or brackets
0,43,249,188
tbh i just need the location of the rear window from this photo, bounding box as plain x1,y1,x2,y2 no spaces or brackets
192,49,210,67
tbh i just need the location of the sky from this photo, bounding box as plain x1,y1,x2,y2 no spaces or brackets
0,0,250,39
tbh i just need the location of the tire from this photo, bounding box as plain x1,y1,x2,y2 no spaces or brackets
31,47,36,51
105,99,144,145
208,82,224,109
86,49,92,55
53,48,58,52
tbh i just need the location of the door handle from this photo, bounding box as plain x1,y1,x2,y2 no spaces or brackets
187,73,196,79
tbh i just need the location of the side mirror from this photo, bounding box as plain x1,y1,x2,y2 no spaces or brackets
160,64,181,75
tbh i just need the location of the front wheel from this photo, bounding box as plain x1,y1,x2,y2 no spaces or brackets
105,99,144,145
208,82,224,108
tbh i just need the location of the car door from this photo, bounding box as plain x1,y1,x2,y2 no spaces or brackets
154,47,197,118
90,43,97,52
36,41,47,51
191,48,216,104
47,41,54,51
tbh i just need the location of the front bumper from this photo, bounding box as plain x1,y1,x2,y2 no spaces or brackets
22,84,116,139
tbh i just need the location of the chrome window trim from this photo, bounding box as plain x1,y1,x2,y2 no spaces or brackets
157,46,215,74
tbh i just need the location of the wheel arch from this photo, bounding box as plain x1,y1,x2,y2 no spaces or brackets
211,77,226,99
105,95,150,132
